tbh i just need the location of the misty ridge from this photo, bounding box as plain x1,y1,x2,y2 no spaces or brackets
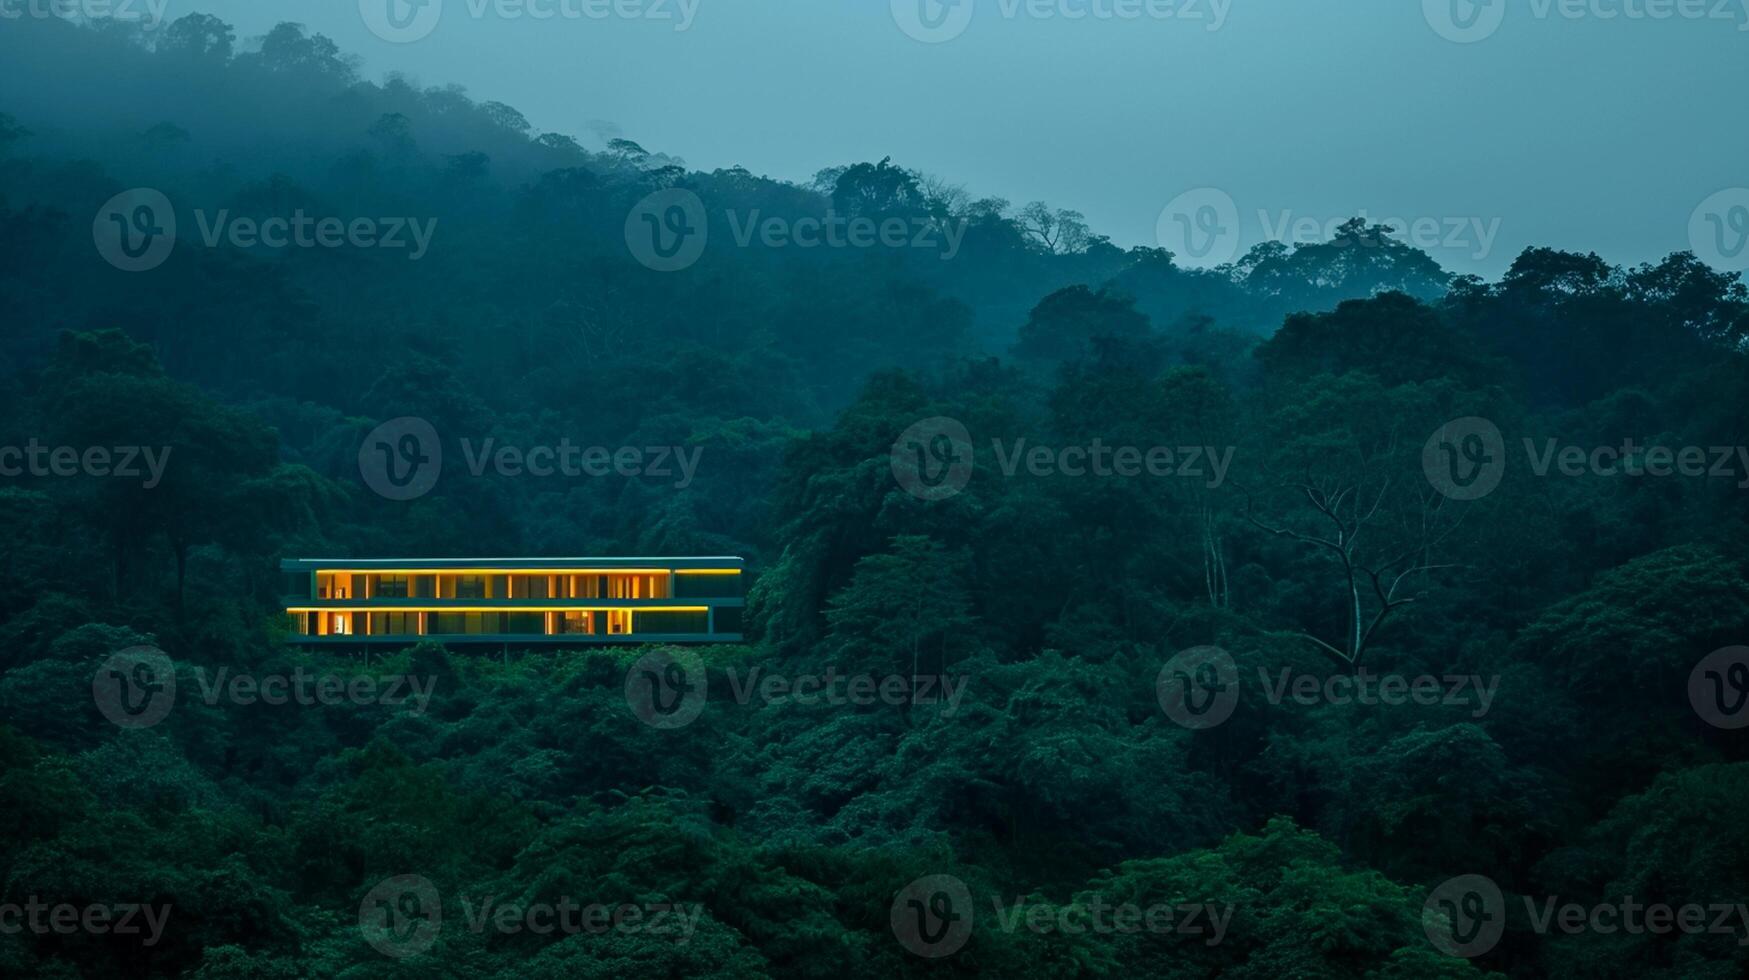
4,16,1504,396
2,10,1749,980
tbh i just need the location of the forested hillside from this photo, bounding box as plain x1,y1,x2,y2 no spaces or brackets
1,15,1747,979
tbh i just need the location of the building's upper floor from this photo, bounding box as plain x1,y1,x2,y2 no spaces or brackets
281,557,744,604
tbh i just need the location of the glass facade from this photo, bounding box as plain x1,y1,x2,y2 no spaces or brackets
283,560,744,644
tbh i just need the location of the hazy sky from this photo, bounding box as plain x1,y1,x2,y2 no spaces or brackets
154,0,1749,276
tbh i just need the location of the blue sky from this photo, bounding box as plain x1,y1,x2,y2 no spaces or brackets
157,0,1749,276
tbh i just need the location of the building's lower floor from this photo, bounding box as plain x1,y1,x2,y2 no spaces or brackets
285,606,743,643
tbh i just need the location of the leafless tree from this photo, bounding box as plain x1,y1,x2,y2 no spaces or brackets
1242,474,1463,670
1201,505,1230,610
1017,202,1094,254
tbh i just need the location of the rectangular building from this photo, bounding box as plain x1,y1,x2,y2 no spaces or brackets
281,557,744,644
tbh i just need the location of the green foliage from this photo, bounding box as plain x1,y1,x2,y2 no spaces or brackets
0,15,1746,979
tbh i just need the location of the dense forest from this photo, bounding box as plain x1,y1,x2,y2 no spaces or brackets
2,15,1747,979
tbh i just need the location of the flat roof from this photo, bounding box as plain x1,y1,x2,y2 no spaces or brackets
281,557,743,571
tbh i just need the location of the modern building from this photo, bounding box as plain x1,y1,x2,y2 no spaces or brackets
281,557,744,644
